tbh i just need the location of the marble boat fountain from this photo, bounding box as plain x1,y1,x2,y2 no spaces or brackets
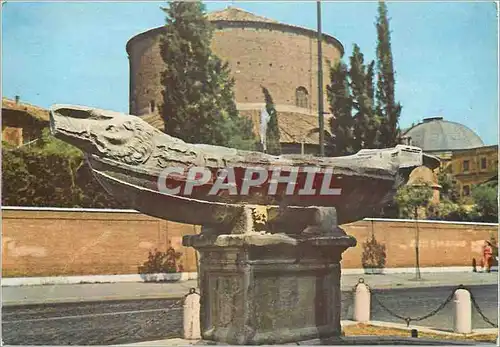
50,104,440,345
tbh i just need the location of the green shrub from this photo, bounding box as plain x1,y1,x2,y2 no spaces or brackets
138,247,183,274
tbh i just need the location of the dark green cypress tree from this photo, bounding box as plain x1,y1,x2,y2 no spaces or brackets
327,61,353,156
261,87,281,155
364,60,381,148
159,1,256,149
349,44,379,151
375,0,402,147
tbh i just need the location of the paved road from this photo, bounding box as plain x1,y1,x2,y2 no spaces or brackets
2,285,497,345
4,272,497,306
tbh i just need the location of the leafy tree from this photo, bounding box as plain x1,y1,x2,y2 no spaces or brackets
327,60,353,156
159,1,256,150
349,44,379,151
437,170,461,203
427,178,497,223
471,182,498,223
375,1,402,147
394,180,433,280
426,200,477,222
2,129,124,208
394,180,434,219
261,87,281,155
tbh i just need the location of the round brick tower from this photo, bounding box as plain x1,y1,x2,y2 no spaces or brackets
126,7,344,154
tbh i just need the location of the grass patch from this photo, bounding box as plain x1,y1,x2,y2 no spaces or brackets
343,324,497,343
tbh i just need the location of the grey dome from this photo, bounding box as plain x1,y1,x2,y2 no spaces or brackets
403,117,484,152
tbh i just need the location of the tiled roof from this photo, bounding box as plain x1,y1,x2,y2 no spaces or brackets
242,109,331,145
143,105,332,145
142,112,164,130
206,7,278,24
2,97,50,122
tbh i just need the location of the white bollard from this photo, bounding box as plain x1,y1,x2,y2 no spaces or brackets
183,288,201,340
353,279,371,323
453,288,472,334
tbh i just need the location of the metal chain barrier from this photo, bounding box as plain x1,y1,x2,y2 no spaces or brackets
353,279,498,328
468,290,498,328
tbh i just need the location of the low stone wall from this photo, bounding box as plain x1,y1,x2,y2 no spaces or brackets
2,208,497,277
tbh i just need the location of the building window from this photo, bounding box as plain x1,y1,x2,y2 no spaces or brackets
481,157,487,170
150,100,155,113
462,160,470,172
295,87,309,108
463,185,470,196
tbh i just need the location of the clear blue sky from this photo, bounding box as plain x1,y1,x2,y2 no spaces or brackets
2,1,498,145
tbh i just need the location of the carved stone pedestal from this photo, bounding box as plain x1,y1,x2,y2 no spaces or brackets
183,207,356,345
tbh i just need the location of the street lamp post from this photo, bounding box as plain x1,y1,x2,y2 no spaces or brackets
317,0,325,157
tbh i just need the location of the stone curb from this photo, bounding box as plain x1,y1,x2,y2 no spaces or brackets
2,292,189,307
1,272,199,287
3,268,497,287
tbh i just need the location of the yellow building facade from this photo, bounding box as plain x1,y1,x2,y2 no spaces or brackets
403,117,498,199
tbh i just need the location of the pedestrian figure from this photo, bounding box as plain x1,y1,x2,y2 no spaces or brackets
481,240,493,273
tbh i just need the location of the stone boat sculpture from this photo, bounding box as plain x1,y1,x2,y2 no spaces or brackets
50,104,440,345
50,104,439,229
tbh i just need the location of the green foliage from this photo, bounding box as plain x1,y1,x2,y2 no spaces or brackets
361,234,387,269
327,3,403,155
394,180,434,219
327,60,353,156
375,1,402,148
138,247,183,274
426,199,478,222
159,1,256,150
471,183,498,223
2,129,124,208
349,44,380,151
261,87,281,155
437,170,461,203
426,180,498,223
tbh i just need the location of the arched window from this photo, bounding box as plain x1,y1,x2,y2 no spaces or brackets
295,87,309,109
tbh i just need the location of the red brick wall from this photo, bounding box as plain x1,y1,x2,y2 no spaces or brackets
2,209,497,277
2,209,200,277
341,219,497,268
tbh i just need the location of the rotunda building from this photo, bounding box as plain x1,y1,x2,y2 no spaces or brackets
126,7,344,154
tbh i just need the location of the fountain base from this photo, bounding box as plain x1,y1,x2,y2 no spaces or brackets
183,213,356,345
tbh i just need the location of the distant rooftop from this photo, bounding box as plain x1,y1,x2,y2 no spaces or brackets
403,117,485,152
143,105,332,145
126,6,344,56
2,97,50,122
206,7,278,24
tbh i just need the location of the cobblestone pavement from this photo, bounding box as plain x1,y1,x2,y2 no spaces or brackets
2,299,184,346
2,285,497,345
